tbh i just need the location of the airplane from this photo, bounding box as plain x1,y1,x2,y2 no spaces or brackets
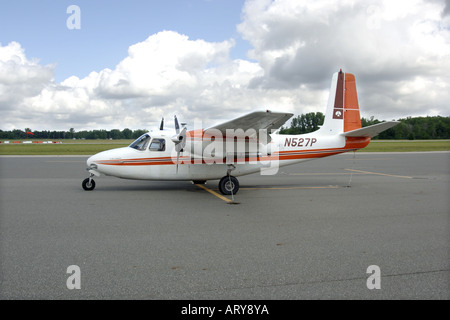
83,69,399,195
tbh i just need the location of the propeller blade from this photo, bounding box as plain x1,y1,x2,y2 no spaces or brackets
174,115,180,134
160,117,164,130
172,116,187,174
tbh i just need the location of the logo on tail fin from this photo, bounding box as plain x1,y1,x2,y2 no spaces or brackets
334,110,343,119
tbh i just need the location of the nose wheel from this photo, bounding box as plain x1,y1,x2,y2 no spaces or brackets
82,175,96,191
218,175,239,195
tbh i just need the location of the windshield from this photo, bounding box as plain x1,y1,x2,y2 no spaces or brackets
129,134,151,151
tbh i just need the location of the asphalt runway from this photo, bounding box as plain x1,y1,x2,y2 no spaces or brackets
0,152,449,299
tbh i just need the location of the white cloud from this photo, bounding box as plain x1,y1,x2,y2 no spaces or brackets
0,0,449,131
237,0,450,120
0,42,54,118
2,31,296,131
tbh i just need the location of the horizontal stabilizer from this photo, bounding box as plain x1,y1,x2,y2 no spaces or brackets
342,121,399,138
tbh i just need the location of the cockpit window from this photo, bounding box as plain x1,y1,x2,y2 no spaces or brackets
149,138,166,151
129,134,151,151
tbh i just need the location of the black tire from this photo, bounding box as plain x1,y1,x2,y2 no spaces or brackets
218,176,239,195
82,178,96,191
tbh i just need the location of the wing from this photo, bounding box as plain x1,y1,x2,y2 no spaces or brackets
205,110,293,142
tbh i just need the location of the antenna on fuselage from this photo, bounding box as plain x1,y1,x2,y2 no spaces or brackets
160,117,164,130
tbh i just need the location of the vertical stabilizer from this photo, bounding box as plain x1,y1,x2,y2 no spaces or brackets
319,70,362,134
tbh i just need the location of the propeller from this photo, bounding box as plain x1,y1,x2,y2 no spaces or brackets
159,117,164,130
171,115,187,173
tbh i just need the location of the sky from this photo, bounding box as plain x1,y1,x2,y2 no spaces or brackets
0,0,449,131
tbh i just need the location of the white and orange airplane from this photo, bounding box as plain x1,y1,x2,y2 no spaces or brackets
83,70,398,194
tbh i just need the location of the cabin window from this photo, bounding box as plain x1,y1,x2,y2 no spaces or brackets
129,134,151,151
149,138,166,151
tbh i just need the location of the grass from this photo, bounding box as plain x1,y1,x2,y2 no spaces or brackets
0,139,449,155
0,140,131,155
361,140,450,152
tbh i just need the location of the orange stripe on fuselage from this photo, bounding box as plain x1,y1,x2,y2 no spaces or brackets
93,137,371,166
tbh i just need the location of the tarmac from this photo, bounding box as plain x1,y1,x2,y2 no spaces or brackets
0,152,449,299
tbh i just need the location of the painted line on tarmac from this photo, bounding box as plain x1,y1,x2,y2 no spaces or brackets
46,160,84,163
196,183,338,204
241,185,339,190
345,168,413,179
196,184,233,203
344,158,393,161
289,172,362,176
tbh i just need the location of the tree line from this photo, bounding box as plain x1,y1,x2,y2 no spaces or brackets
1,114,449,140
279,113,450,139
0,128,148,140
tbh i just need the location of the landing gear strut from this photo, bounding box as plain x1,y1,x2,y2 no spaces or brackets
82,173,96,191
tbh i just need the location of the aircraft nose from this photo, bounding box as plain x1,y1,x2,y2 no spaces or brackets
87,154,98,168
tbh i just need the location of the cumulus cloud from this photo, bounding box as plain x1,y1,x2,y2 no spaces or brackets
0,41,55,128
0,0,449,131
2,31,293,131
2,33,257,130
238,0,450,119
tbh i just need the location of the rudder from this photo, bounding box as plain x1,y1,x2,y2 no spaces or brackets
343,73,362,132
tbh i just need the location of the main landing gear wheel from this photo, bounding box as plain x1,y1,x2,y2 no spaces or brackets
218,176,239,195
82,178,96,191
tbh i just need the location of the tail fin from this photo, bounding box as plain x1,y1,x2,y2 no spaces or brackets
320,69,362,134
